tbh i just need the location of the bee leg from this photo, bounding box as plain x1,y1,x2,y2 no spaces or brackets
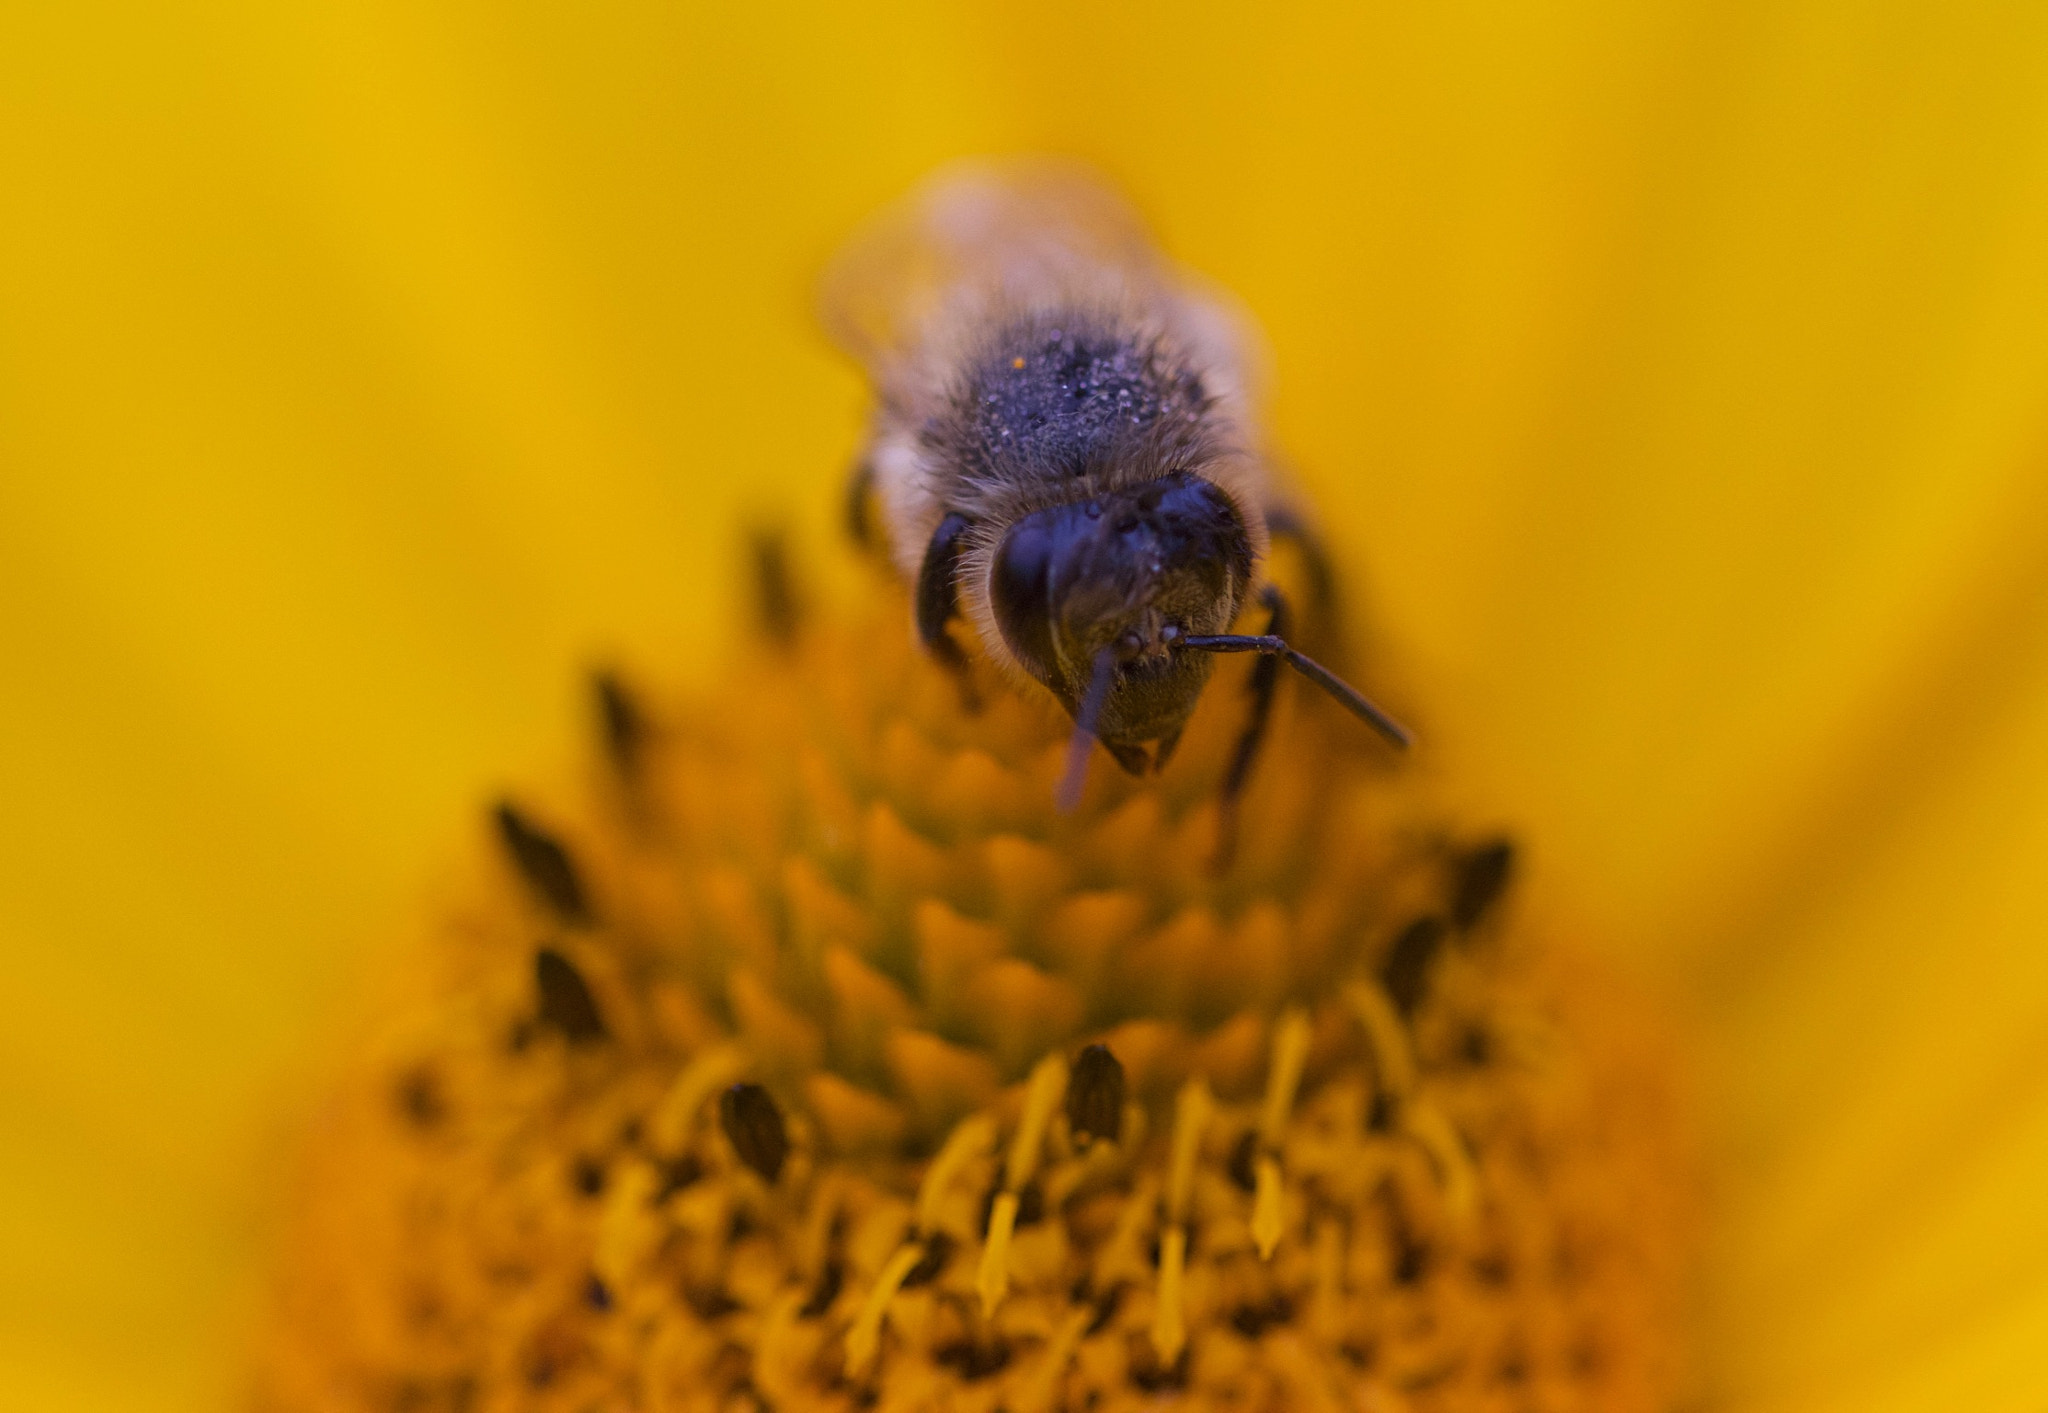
1213,584,1290,871
1263,506,1338,622
845,458,880,552
915,512,980,709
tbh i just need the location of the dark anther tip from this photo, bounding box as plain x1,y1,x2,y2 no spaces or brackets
591,670,648,778
494,802,592,923
1451,838,1516,930
1227,1130,1259,1192
901,1231,953,1288
750,528,803,648
1065,1043,1126,1146
534,947,608,1045
394,1065,444,1130
719,1082,789,1183
845,459,877,550
1380,916,1447,1018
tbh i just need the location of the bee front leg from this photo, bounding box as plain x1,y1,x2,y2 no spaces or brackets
915,512,980,709
1263,505,1338,623
1213,584,1290,871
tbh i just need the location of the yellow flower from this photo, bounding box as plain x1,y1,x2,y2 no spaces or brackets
249,585,1698,1411
3,2,2046,1411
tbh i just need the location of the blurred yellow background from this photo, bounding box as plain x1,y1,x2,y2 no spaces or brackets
3,1,2047,1410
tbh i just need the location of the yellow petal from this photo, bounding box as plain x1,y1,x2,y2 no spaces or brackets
5,0,2048,1406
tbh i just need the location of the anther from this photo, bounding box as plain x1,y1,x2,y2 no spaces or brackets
534,948,608,1044
1250,1009,1310,1259
979,1192,1021,1318
918,1113,996,1235
591,671,647,779
1344,979,1417,1102
1006,1053,1069,1192
1403,1095,1479,1222
1152,1078,1211,1365
1165,1078,1212,1227
844,1240,927,1376
1250,1156,1285,1260
648,1044,744,1154
1381,915,1446,1016
594,1161,657,1285
1152,1226,1189,1365
1451,838,1516,929
1257,1009,1312,1148
719,1082,789,1183
980,1054,1068,1316
495,802,592,923
1017,1308,1091,1413
1065,1043,1126,1146
751,527,802,648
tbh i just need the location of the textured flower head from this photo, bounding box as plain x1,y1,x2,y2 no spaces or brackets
6,3,2048,1411
256,571,1694,1411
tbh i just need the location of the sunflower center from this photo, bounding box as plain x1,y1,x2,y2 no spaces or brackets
254,588,1695,1413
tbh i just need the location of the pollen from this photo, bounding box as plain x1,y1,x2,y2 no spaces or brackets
252,580,1696,1413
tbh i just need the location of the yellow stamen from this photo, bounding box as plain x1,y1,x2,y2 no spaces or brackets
1006,1050,1069,1190
1152,1076,1209,1366
594,1160,658,1286
1151,1224,1189,1367
1343,979,1415,1100
1016,1307,1091,1413
647,1041,745,1153
1247,1007,1311,1259
1251,1152,1285,1259
1402,1093,1479,1221
916,1111,995,1233
1257,1006,1312,1145
977,1189,1019,1316
843,1239,927,1377
795,1168,843,1281
1166,1076,1211,1224
978,1052,1068,1314
1309,1216,1344,1337
1092,1171,1159,1289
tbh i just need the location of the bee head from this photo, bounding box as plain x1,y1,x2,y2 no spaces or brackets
989,472,1255,751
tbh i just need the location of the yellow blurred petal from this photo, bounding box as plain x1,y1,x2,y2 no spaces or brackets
1704,493,2048,1411
3,0,2047,1406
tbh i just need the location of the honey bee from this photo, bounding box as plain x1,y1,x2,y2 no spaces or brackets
821,160,1408,811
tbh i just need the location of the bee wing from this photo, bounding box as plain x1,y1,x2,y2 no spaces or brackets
817,159,1170,374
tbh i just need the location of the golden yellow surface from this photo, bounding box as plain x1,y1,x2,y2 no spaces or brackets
2,2,2046,1410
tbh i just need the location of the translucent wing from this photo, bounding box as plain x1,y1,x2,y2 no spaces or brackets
817,159,1172,374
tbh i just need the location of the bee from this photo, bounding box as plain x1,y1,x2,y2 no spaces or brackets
821,160,1408,812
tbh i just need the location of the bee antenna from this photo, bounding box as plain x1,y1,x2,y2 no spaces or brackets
1178,634,1412,749
1057,646,1120,812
